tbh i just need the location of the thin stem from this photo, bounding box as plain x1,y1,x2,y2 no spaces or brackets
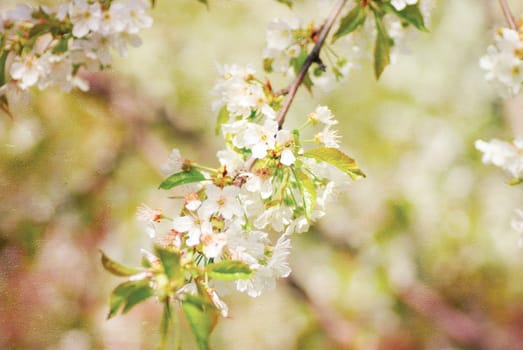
499,0,518,31
243,0,348,173
191,163,217,174
276,0,348,129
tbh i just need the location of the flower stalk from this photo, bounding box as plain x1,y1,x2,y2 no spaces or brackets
499,0,518,31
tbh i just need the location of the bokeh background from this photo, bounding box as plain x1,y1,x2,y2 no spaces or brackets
2,0,523,349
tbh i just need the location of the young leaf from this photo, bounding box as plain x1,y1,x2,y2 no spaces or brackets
159,168,206,190
373,14,391,80
294,169,317,218
100,250,142,277
206,260,252,281
509,178,523,186
196,0,208,8
303,147,366,180
182,295,219,350
154,246,181,280
158,300,172,350
108,280,154,319
275,0,294,7
52,37,69,54
332,5,367,42
384,4,428,32
263,57,274,73
0,50,8,87
215,106,230,135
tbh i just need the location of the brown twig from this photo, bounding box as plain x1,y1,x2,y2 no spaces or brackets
276,0,348,129
243,0,348,173
499,0,518,31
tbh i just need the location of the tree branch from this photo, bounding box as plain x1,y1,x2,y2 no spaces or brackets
276,0,348,129
499,0,518,31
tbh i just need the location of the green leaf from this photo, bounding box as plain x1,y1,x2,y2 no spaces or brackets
294,169,317,218
303,147,366,180
157,300,172,350
159,168,206,190
28,23,51,40
52,37,69,54
108,280,154,319
275,0,294,7
154,246,181,280
182,295,219,350
373,14,391,80
0,49,11,117
332,5,367,42
197,0,208,8
263,57,274,73
206,260,252,281
0,50,8,87
215,106,230,135
100,250,142,277
141,255,153,269
509,178,523,186
383,4,427,31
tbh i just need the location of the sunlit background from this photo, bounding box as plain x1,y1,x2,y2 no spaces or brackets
2,0,523,349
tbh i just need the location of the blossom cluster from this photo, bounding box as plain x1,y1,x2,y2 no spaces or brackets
119,42,364,320
480,26,523,97
475,137,523,180
265,0,432,86
262,17,352,89
136,72,358,310
0,0,152,105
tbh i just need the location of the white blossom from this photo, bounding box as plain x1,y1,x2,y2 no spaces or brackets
235,235,292,297
201,231,227,259
245,171,273,199
314,126,341,148
276,129,296,165
161,148,184,174
9,55,46,89
307,105,338,126
199,184,243,220
207,287,229,317
391,0,418,11
480,28,523,97
136,204,163,238
243,119,278,159
226,225,268,265
475,138,523,179
69,0,102,38
217,149,245,176
172,215,205,246
254,204,293,232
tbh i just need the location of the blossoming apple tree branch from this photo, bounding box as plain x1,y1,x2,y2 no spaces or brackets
276,0,348,128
